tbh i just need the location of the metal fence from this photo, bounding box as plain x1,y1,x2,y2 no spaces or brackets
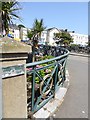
26,47,69,117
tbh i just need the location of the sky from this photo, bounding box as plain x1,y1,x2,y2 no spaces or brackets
15,2,88,35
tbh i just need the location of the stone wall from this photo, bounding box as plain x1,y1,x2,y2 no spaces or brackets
1,36,31,118
2,59,27,118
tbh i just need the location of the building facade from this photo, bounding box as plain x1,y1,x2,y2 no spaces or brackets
1,23,88,47
19,27,29,41
40,28,88,47
70,32,88,47
7,24,20,41
39,30,48,45
46,27,60,46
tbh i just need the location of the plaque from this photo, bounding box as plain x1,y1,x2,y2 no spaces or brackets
2,64,25,78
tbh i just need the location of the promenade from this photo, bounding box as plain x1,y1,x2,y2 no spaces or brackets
1,48,88,119
54,55,88,118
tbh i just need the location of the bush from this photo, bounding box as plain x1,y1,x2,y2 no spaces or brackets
27,55,55,84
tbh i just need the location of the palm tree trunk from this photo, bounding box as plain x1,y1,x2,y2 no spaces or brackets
2,21,3,37
1,12,4,36
32,35,36,62
32,45,35,62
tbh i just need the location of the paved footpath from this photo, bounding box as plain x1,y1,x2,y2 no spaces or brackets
0,70,2,119
54,55,88,118
0,81,2,119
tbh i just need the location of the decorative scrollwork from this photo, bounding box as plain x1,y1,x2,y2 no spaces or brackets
58,63,64,82
40,74,53,98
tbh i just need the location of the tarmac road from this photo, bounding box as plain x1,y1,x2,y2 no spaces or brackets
0,76,2,119
54,55,88,118
0,54,88,119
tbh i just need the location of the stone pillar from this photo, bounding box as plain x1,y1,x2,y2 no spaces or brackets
1,37,31,118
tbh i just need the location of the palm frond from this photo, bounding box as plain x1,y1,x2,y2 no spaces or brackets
1,0,22,35
9,7,22,12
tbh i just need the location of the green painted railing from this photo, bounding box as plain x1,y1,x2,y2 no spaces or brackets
26,48,69,116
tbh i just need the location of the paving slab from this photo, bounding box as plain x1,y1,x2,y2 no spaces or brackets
33,87,67,119
55,87,67,100
43,99,60,113
33,107,50,118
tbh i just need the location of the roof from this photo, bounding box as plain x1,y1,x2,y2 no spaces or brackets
9,24,19,30
47,27,54,31
47,27,59,31
47,27,64,33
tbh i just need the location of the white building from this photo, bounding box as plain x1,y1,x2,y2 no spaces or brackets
20,27,29,41
39,30,47,45
13,29,20,41
70,32,88,47
40,28,88,47
46,27,60,46
8,24,20,41
3,24,88,47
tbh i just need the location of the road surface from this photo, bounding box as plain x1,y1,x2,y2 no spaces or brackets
0,74,2,119
54,55,88,118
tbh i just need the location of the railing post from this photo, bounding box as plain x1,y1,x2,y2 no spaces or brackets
63,58,67,82
63,66,66,82
54,62,58,97
26,48,69,114
31,66,35,112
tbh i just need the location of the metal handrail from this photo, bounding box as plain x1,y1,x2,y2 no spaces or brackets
26,48,69,116
26,49,69,67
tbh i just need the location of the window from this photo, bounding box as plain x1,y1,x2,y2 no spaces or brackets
42,33,44,37
76,35,78,38
14,34,15,38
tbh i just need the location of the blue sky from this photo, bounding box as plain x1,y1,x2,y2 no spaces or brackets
15,2,88,35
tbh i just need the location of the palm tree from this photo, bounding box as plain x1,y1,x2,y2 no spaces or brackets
32,19,46,43
27,30,34,40
31,19,46,62
27,30,35,46
0,0,22,35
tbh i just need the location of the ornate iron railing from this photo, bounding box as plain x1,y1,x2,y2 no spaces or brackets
26,48,69,117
